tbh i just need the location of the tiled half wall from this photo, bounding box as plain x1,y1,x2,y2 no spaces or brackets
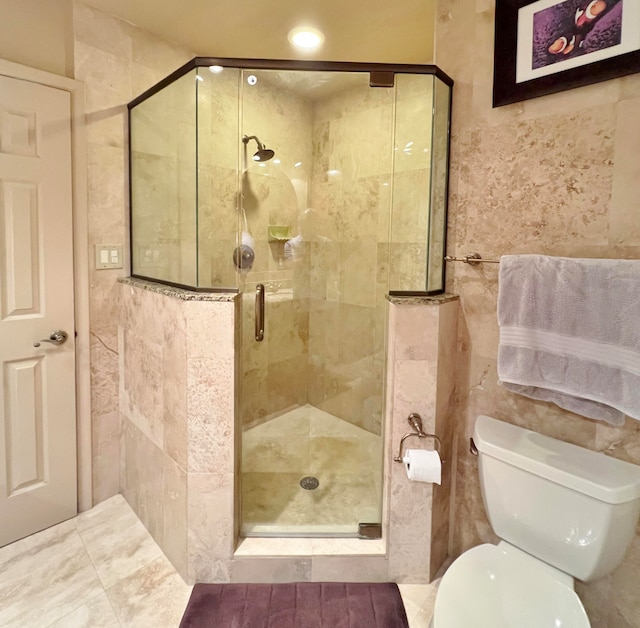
119,278,458,583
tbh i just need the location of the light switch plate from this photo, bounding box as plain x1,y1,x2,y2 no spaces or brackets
95,244,123,269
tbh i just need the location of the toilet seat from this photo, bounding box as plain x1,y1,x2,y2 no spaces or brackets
431,542,590,628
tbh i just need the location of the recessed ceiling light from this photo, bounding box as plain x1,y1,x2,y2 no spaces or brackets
209,65,224,74
288,27,325,51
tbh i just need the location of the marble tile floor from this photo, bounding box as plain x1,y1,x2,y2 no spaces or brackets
242,405,383,535
0,494,438,627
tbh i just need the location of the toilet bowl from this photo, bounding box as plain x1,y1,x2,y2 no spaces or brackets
430,415,640,628
430,543,589,628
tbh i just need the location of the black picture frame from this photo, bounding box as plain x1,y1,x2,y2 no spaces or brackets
493,0,640,107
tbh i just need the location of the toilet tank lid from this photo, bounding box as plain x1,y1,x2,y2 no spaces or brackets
474,415,640,504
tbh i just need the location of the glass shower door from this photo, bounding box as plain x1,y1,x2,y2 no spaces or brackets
238,68,394,536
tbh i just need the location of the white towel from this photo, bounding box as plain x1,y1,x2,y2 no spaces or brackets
497,255,640,426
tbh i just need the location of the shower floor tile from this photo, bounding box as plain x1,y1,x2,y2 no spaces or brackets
241,405,382,535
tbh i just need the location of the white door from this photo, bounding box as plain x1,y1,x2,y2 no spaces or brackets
0,74,77,547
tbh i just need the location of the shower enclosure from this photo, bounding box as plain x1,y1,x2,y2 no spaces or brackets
128,58,452,538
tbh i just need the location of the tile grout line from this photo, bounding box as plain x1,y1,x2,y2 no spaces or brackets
72,514,126,627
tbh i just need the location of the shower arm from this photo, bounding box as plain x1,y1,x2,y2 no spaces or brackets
242,135,265,151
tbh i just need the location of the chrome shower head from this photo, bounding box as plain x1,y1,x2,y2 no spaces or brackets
242,134,275,162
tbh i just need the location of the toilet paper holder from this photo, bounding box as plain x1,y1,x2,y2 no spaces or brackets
393,413,445,464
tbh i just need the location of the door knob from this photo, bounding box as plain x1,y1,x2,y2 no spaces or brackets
34,330,68,347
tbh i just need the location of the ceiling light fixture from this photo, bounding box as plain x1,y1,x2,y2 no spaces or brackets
288,26,325,51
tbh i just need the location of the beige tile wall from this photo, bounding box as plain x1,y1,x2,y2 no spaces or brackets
236,72,314,428
119,281,237,583
385,297,458,582
119,282,189,577
308,83,394,435
436,0,640,625
130,70,198,287
389,74,433,292
196,67,241,289
72,3,195,503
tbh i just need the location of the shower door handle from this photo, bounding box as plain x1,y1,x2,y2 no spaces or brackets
255,283,265,342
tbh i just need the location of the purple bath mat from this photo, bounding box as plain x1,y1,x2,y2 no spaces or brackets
179,582,410,628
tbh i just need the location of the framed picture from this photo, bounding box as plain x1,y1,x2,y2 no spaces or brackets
493,0,640,107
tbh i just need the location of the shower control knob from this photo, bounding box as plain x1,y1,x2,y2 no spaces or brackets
233,244,255,271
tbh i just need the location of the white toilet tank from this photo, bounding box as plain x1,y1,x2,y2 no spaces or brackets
474,415,640,582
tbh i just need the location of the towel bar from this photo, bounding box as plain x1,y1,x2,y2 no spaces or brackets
444,253,499,265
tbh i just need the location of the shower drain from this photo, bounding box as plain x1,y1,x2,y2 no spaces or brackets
299,476,320,490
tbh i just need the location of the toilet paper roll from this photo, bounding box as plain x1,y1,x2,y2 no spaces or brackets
403,449,441,484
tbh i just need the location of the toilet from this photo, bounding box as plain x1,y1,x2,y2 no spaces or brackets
430,415,640,628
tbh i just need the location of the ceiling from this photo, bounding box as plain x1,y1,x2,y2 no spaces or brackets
76,0,435,64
